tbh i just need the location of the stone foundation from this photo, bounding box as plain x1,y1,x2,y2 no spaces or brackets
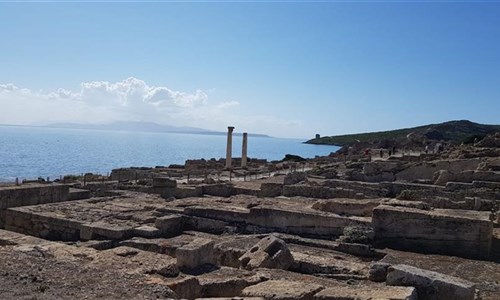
373,205,493,259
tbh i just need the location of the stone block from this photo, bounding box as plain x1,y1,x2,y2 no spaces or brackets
176,238,216,270
386,264,476,300
155,214,183,237
239,236,294,270
290,251,366,276
133,225,162,238
314,285,417,300
167,276,202,299
241,280,323,300
80,222,132,240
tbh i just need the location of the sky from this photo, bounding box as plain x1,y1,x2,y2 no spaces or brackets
0,1,499,138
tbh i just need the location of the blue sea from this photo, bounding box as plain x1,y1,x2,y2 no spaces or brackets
0,126,338,182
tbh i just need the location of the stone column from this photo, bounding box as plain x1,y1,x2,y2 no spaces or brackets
241,132,248,168
225,126,235,169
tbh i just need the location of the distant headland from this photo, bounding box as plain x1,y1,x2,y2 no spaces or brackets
306,120,500,147
12,121,271,138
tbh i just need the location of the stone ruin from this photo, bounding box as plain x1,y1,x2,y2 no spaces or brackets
0,133,500,299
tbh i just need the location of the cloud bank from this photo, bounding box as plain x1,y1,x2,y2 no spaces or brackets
0,77,302,137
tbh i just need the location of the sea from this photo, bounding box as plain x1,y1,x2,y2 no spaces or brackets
0,126,338,182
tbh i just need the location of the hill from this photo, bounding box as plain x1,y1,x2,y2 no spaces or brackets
42,121,270,138
305,120,500,146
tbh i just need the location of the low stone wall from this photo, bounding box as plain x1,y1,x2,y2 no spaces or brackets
395,158,482,182
202,184,237,197
4,207,81,241
373,205,493,259
246,207,370,237
324,179,390,198
0,184,69,228
312,199,382,217
110,168,150,181
180,204,370,238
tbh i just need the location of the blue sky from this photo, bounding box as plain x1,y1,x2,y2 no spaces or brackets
0,1,499,138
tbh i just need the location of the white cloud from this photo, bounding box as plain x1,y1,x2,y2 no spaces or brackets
0,77,304,137
216,100,240,109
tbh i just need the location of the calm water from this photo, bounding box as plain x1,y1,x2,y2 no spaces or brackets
0,126,338,182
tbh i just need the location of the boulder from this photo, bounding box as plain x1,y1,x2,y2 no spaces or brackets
386,264,476,300
239,236,294,270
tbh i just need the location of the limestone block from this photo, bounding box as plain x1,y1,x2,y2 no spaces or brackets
155,214,183,236
80,222,132,240
214,236,260,268
197,267,262,297
176,238,216,270
241,280,323,300
239,236,294,270
386,264,475,300
167,276,202,299
314,285,417,300
152,177,177,188
382,199,430,210
132,225,161,238
291,251,367,276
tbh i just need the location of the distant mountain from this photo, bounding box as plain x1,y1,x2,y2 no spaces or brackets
43,121,270,137
306,120,500,146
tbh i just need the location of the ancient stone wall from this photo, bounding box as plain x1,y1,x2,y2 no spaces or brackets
4,208,81,241
373,205,493,259
395,158,482,182
0,184,69,228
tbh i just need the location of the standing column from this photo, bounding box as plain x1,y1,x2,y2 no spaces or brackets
241,132,248,168
225,126,235,169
